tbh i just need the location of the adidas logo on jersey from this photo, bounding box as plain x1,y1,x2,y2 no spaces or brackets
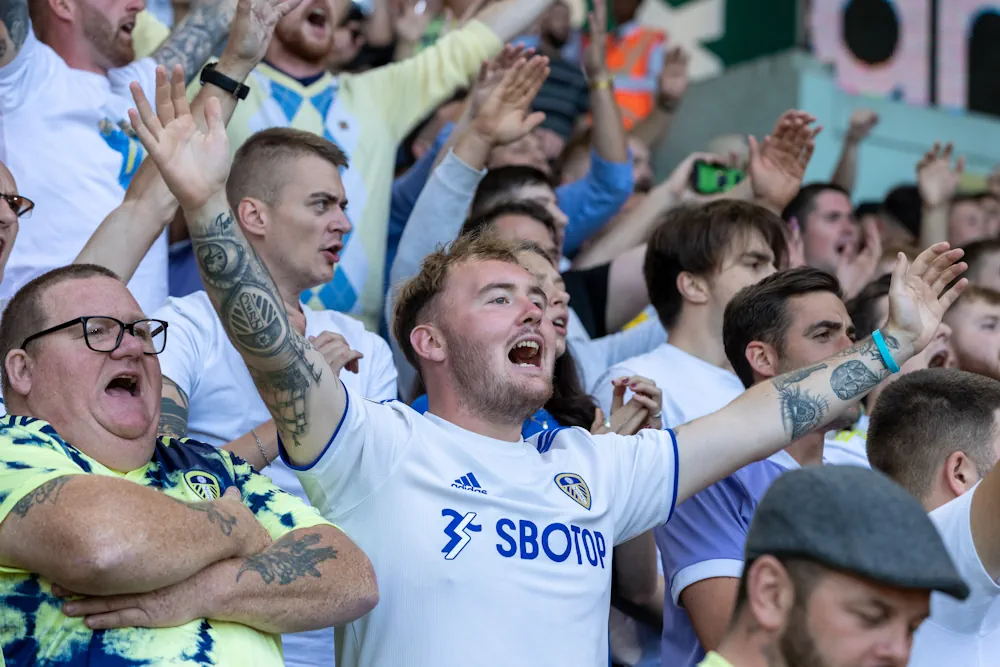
452,472,487,495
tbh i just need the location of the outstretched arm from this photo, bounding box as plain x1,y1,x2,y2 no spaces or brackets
152,0,235,83
673,243,968,503
0,0,28,68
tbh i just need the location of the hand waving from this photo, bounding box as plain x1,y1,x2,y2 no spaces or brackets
225,0,305,65
471,55,549,146
393,0,433,43
885,243,968,352
128,71,232,212
917,142,964,209
748,110,821,212
845,108,878,144
468,45,532,118
835,216,882,299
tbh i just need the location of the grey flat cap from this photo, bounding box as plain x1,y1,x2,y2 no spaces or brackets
746,465,969,600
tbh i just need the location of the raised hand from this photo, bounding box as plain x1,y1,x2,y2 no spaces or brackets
885,243,967,353
582,0,608,78
224,0,305,65
128,73,232,213
845,108,878,144
661,151,730,202
917,142,964,209
468,44,532,118
748,110,821,212
835,216,882,299
657,46,689,107
471,55,549,146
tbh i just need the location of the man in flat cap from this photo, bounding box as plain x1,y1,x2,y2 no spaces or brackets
701,465,968,667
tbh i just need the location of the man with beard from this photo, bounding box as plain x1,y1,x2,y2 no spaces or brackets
822,273,956,467
701,465,968,667
0,0,268,312
205,0,564,332
135,68,969,667
656,268,860,667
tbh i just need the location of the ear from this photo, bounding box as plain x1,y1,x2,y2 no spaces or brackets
745,341,780,381
745,555,796,634
409,323,446,365
237,198,270,241
676,271,709,306
48,0,75,23
942,450,980,496
5,349,33,399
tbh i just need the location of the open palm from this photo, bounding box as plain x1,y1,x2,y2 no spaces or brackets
886,243,968,352
749,110,820,211
473,55,549,146
128,80,232,212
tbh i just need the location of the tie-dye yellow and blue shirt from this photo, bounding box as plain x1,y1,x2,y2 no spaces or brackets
0,415,333,666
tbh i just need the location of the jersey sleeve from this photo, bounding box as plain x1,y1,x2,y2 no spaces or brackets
228,452,334,540
0,427,90,552
655,478,749,605
927,485,1000,632
278,383,414,519
603,427,679,545
154,295,213,399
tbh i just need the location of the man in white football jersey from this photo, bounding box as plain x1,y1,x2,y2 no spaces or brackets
133,69,970,667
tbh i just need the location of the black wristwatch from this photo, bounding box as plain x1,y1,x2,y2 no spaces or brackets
200,62,250,100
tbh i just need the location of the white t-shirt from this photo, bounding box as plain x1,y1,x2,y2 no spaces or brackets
823,414,871,468
154,291,397,667
0,28,167,313
910,484,1000,667
592,343,745,429
286,388,681,667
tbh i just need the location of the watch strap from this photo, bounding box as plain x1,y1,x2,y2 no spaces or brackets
200,62,250,100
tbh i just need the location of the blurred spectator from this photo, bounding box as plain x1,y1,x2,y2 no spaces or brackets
943,287,1000,382
880,184,922,246
957,238,1000,292
0,160,25,293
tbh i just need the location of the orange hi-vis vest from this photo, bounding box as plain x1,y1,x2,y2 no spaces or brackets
585,23,667,129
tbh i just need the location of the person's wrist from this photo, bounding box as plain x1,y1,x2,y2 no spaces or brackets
214,52,256,83
878,324,916,366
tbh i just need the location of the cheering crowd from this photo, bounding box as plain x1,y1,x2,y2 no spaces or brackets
1,0,999,664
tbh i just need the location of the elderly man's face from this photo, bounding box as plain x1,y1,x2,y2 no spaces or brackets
15,276,162,470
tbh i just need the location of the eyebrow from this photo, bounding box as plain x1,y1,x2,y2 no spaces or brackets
308,191,346,205
478,282,547,304
743,251,774,264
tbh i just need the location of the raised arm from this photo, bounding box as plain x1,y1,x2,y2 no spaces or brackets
0,0,28,68
0,477,270,595
128,76,344,467
76,0,301,279
673,243,968,502
830,109,878,194
917,142,964,247
630,47,689,149
152,0,235,83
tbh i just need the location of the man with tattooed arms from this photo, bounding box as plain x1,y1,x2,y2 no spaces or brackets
136,70,968,665
0,263,377,662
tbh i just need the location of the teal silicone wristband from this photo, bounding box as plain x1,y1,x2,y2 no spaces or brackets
872,329,900,373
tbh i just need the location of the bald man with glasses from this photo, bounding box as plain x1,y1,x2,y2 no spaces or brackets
0,263,378,665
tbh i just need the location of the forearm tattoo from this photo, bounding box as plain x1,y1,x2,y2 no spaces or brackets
152,2,231,84
12,477,71,517
190,502,239,536
772,334,896,439
236,532,337,585
158,378,190,440
0,0,29,59
190,211,323,447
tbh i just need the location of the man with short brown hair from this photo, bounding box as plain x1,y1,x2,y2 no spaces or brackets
943,286,1000,381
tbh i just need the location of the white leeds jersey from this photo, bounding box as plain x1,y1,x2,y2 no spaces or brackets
281,385,680,667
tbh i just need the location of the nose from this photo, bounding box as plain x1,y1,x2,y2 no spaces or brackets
551,287,569,309
936,321,953,342
519,294,544,326
875,630,913,666
0,199,17,227
111,328,145,359
331,207,352,235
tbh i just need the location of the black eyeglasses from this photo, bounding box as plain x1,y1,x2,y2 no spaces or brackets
21,316,168,355
1,194,34,219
